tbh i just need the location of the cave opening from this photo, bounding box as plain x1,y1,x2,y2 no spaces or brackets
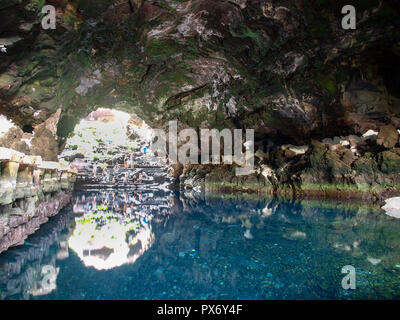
60,108,153,167
63,107,170,271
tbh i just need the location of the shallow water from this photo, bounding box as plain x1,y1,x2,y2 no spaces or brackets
1,190,400,300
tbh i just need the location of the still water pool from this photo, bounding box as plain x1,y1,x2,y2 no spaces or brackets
1,190,400,300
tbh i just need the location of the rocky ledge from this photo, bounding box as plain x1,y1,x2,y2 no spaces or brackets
0,147,76,253
177,125,400,202
0,191,72,254
0,208,74,299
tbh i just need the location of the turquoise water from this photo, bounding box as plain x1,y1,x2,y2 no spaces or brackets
1,190,400,300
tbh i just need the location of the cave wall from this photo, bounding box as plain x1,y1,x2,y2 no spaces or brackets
0,0,399,158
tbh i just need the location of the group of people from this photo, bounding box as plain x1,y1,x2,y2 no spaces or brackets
110,164,144,185
124,152,136,169
91,151,146,187
83,189,144,217
111,190,143,216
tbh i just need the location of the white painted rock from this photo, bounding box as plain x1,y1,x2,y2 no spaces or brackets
288,145,309,155
382,197,400,218
362,129,378,141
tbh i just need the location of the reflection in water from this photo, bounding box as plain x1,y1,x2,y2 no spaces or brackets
2,190,400,299
68,189,169,270
30,265,59,297
0,210,74,299
69,192,154,270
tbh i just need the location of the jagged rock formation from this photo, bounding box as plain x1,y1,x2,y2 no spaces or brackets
179,126,400,201
0,191,72,253
0,0,399,199
0,147,76,253
0,208,74,299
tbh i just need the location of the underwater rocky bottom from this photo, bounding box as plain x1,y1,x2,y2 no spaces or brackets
1,189,400,300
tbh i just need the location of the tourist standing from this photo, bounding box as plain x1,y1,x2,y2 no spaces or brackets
102,167,110,183
92,163,97,178
123,172,129,186
113,164,120,184
129,152,135,168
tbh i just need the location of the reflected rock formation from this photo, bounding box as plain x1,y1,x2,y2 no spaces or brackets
0,209,75,300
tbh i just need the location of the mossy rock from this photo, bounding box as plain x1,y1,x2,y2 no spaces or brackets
341,149,357,166
379,150,400,174
25,0,46,13
309,140,328,171
0,74,21,95
316,73,337,96
146,38,181,56
325,150,351,175
353,156,378,175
